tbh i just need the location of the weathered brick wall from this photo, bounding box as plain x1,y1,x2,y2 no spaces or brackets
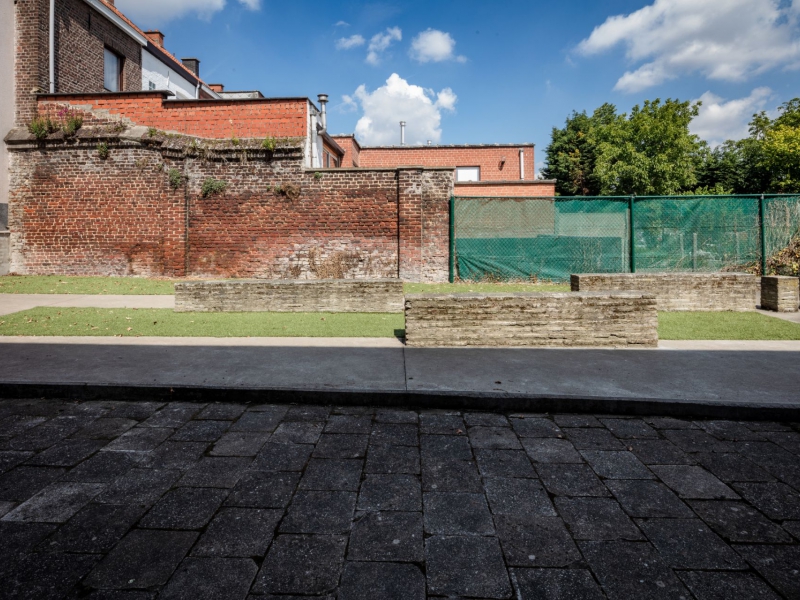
455,181,556,197
15,0,143,126
38,95,309,139
358,145,535,181
8,136,187,276
571,273,760,311
5,128,454,282
175,279,404,313
761,276,799,312
404,292,658,347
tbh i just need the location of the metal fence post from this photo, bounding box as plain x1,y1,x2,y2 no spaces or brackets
449,196,455,283
628,195,636,273
759,194,767,276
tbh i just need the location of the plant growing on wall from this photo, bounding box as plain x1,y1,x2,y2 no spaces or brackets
201,177,228,198
261,136,277,151
28,116,58,140
168,168,185,190
96,142,109,160
57,107,84,137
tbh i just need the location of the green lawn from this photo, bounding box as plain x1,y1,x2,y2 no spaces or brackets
0,308,404,338
658,311,800,340
3,307,799,340
0,275,175,295
0,275,569,296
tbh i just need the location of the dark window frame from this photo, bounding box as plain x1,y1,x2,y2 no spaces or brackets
104,47,124,92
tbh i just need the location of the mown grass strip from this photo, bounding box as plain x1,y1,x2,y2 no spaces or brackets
0,276,175,295
0,308,404,338
658,311,800,340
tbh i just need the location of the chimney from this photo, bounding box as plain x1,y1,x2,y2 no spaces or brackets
400,121,406,146
209,84,224,93
317,94,328,131
181,58,200,77
144,30,165,47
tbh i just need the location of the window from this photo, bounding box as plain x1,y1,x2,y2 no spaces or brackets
456,166,480,182
104,48,123,92
148,80,156,91
323,151,339,168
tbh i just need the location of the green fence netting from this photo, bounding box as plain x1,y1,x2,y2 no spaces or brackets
452,195,800,282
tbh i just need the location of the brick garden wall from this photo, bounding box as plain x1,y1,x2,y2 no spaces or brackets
6,128,454,282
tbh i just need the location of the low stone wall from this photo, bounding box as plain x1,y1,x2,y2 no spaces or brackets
404,292,658,348
571,273,759,311
761,276,799,312
0,231,8,276
175,279,405,313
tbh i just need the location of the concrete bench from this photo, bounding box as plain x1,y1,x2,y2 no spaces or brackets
404,292,658,348
571,273,759,311
761,276,799,312
175,279,404,313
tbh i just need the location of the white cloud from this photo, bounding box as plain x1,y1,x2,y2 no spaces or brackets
115,0,258,24
366,27,402,65
577,0,800,92
690,87,772,147
347,73,457,145
336,35,366,50
335,21,350,27
409,29,466,63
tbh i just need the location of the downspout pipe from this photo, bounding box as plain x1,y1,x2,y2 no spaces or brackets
49,0,55,93
519,148,525,180
400,121,406,146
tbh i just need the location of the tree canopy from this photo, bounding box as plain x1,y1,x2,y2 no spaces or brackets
542,97,800,196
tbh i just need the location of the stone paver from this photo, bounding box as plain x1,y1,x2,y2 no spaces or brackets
0,398,798,598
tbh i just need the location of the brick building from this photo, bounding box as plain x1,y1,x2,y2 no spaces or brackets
331,136,555,197
2,0,556,280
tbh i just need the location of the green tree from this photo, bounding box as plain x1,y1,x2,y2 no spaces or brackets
541,104,617,196
760,98,800,193
590,99,703,195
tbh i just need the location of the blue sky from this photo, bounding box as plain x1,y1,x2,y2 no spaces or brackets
117,0,800,167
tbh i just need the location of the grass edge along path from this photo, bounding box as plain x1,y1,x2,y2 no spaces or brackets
0,275,570,296
1,308,799,340
0,308,405,338
658,311,800,341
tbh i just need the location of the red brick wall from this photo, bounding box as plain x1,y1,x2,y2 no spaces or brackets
358,146,535,181
15,0,143,126
331,136,361,167
8,145,186,276
7,136,454,282
455,181,556,197
38,95,309,139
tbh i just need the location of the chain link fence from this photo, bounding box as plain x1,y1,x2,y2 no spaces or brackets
451,195,800,282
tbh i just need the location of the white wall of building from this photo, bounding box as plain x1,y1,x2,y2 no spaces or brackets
1,0,15,222
142,49,197,100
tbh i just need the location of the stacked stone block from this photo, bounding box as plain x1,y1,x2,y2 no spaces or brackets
175,279,405,313
571,273,759,311
404,292,658,348
760,276,800,312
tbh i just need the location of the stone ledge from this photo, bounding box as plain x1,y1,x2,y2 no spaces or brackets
571,272,759,312
761,276,799,313
404,292,658,348
175,279,405,313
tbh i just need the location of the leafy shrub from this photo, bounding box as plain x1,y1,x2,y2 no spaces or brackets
96,142,109,160
168,168,184,190
261,136,277,151
28,116,58,140
201,177,228,198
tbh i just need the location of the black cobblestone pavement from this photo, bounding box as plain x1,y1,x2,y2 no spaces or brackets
0,398,799,599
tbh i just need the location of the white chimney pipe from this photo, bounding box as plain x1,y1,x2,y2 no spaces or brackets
519,148,525,180
317,94,328,132
400,121,406,146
